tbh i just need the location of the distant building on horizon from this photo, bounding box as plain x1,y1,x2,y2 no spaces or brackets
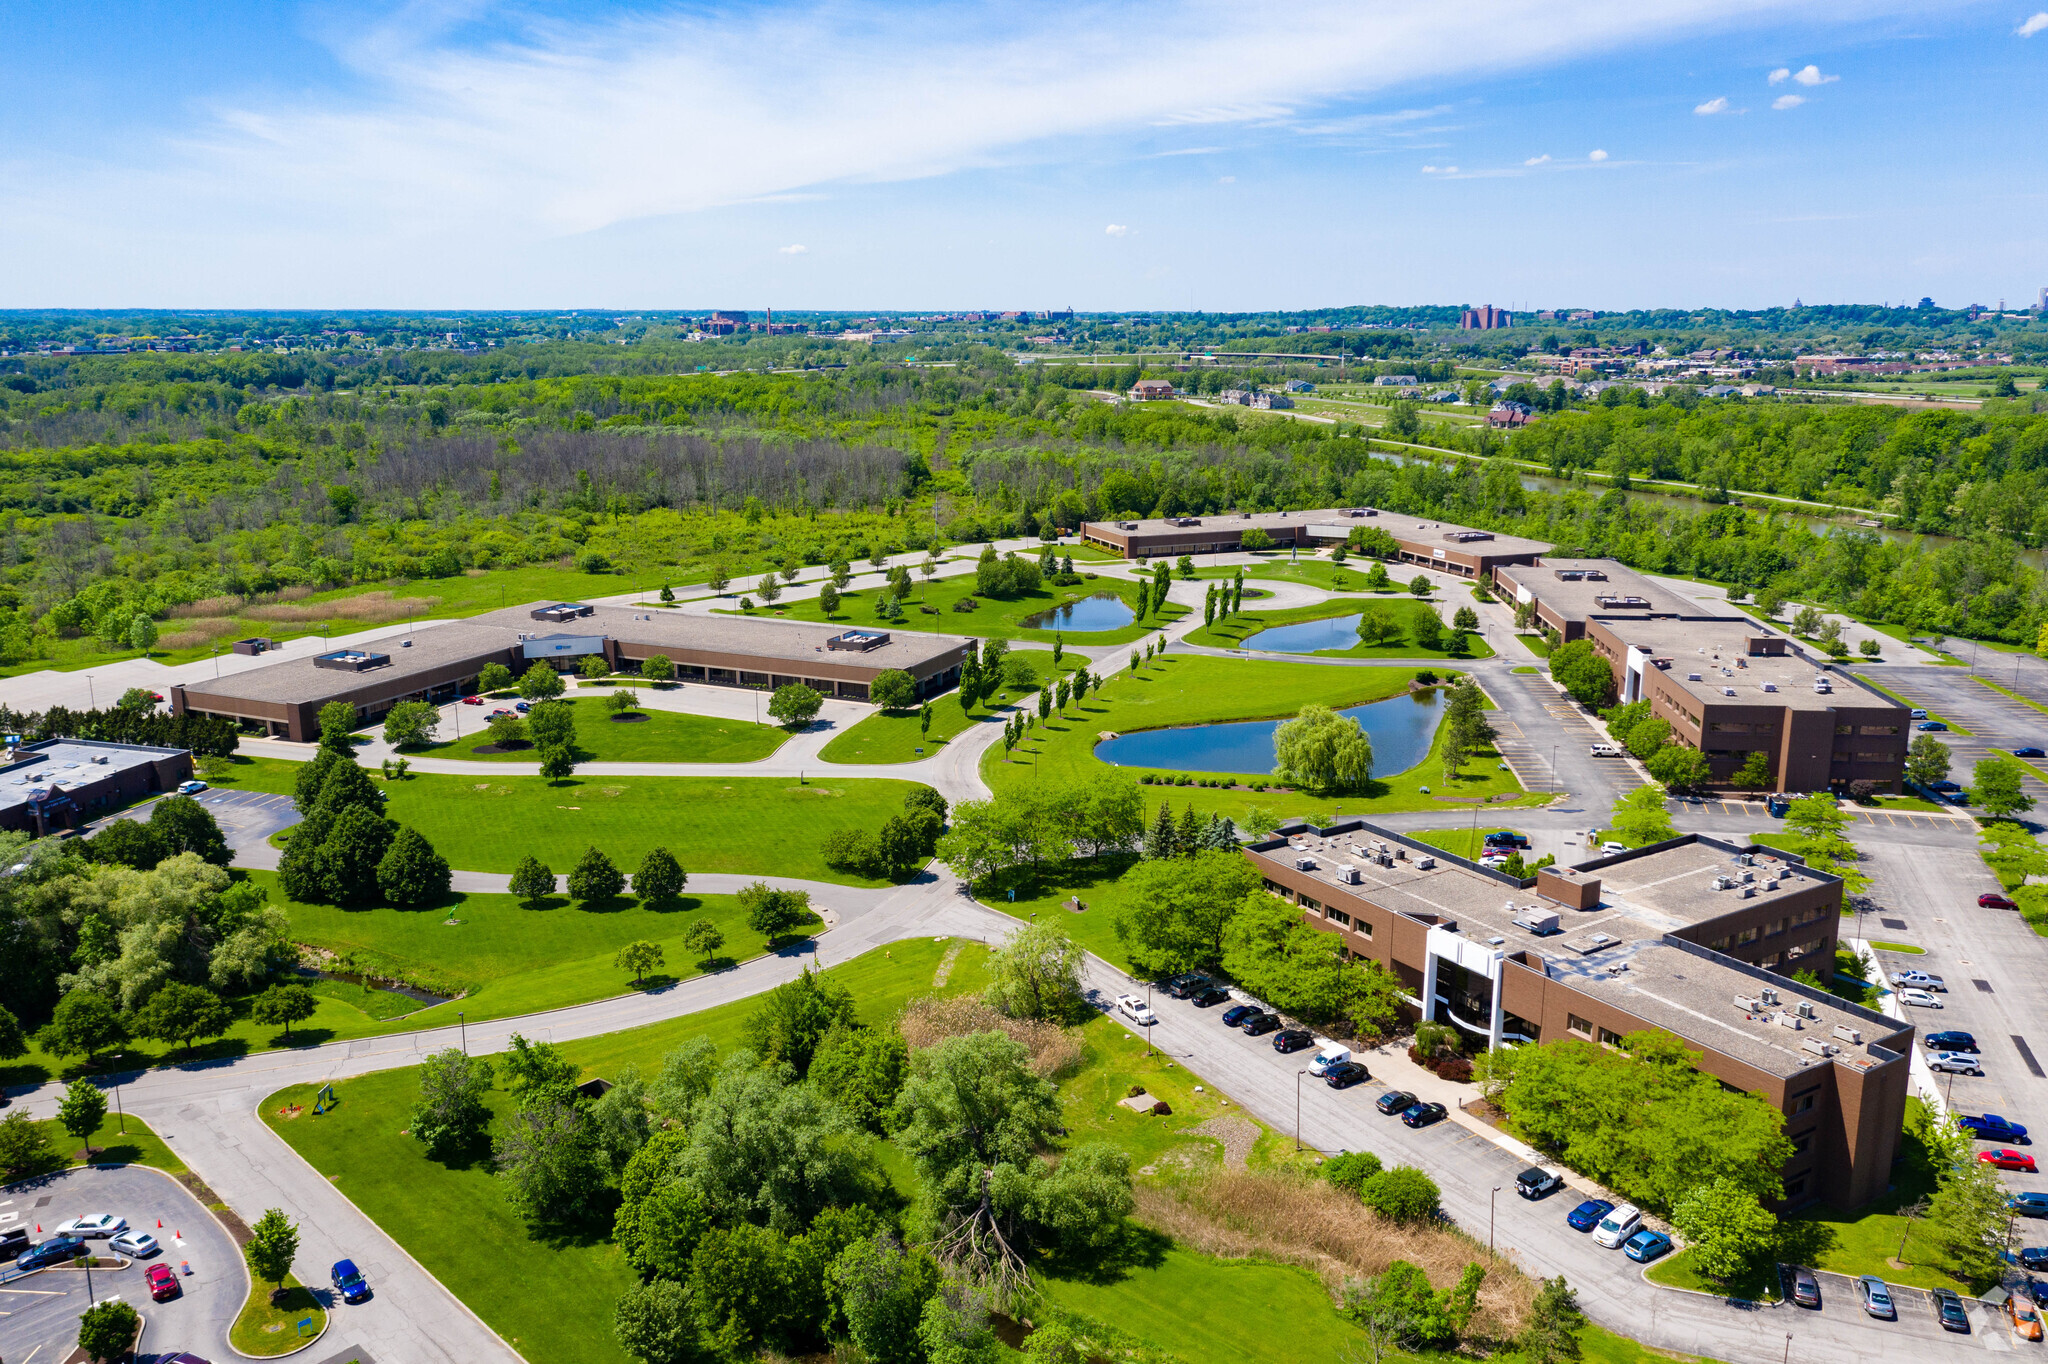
1460,304,1513,330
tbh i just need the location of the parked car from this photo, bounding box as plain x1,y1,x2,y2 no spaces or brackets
2015,747,2046,759
1982,1149,2038,1172
1308,1043,1350,1076
2010,1292,2044,1341
1517,1167,1565,1200
461,695,486,705
1242,1012,1281,1037
332,1258,371,1304
489,708,514,718
2011,1192,2048,1218
1162,973,1211,1000
1981,893,2020,910
1600,841,1627,853
1220,1004,1259,1028
53,1214,127,1239
1931,779,1962,792
1899,988,1942,1009
147,1262,181,1301
176,779,208,795
2010,1247,2048,1271
1918,720,1948,732
1927,1031,1980,1053
1189,987,1230,1008
1859,1275,1896,1320
1566,1199,1613,1232
1930,1052,1985,1076
1791,1266,1822,1308
1484,831,1530,849
1323,1061,1370,1089
1930,1286,1970,1333
1623,1229,1673,1263
1588,742,1622,757
513,700,532,712
1910,708,1928,719
0,1227,29,1261
110,1230,159,1258
1271,1028,1313,1054
1592,1204,1642,1248
1890,970,1946,991
17,1234,88,1270
1400,1101,1449,1129
1959,1114,2029,1142
1375,1089,1418,1116
1114,994,1157,1027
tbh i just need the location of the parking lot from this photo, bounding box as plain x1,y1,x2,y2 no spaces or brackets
0,1164,242,1364
92,787,302,859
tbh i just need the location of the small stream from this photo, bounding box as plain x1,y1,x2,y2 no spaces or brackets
294,965,457,1010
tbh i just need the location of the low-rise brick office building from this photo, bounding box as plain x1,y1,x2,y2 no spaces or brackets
1079,507,1548,578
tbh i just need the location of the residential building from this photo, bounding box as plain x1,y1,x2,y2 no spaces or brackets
0,738,194,836
171,604,972,741
1129,379,1176,401
1283,380,1316,393
1373,375,1419,386
1246,821,1909,1209
1079,507,1548,577
1487,401,1535,428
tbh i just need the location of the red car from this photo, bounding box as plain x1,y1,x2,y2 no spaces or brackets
1982,1149,2038,1172
462,696,486,706
146,1262,180,1301
1980,893,2019,910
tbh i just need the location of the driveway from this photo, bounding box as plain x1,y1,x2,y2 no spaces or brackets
0,1164,242,1364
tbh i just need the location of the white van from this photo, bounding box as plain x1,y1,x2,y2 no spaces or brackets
1308,1043,1351,1077
1588,742,1622,757
1593,1204,1643,1249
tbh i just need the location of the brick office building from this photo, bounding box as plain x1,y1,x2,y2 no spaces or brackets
1245,820,1911,1209
1079,507,1549,578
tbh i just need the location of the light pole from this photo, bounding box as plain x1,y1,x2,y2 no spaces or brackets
1490,1184,1502,1250
1145,980,1153,1057
84,673,96,709
111,1076,125,1136
458,1010,467,1055
1296,1070,1308,1151
1782,1333,1792,1364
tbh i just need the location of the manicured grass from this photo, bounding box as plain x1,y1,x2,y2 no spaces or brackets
1579,1322,1723,1364
1186,597,1492,659
1748,832,1807,856
29,1112,190,1176
1191,559,1406,593
261,939,988,1364
1511,664,1539,674
371,772,926,886
1518,633,1556,658
820,698,981,764
720,571,1186,645
1408,827,1528,861
986,655,1540,824
231,1277,328,1356
1041,1246,1367,1364
1864,793,1949,814
420,699,788,763
1869,940,1924,954
1645,1246,1780,1302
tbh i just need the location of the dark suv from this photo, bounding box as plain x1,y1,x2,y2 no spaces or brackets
0,1227,29,1261
1162,973,1212,1000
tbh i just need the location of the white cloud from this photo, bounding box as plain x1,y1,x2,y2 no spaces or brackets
2021,12,2048,36
1791,63,1837,85
778,243,807,254
1588,148,1609,161
1524,153,1552,165
1151,146,1226,156
1422,164,1460,174
1694,96,1729,114
1105,223,1130,236
1772,93,1805,110
1217,175,1236,183
1768,66,1792,83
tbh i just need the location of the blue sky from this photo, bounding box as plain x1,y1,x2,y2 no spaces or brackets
2,1,2044,311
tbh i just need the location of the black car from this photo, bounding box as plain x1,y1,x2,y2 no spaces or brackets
1324,1061,1370,1089
1375,1089,1418,1116
2016,748,2047,759
1243,1012,1281,1037
1189,987,1230,1008
1484,831,1530,849
1514,1167,1564,1199
17,1235,88,1270
1930,1286,1970,1333
1400,1101,1449,1129
1272,1028,1313,1054
2013,1247,2048,1271
1220,1003,1258,1028
1162,973,1212,1000
1926,1031,1980,1054
0,1227,29,1261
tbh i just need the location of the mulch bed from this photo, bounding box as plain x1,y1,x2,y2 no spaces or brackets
471,740,533,754
609,713,649,723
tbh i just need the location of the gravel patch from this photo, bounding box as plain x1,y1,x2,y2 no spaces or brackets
1185,1113,1261,1169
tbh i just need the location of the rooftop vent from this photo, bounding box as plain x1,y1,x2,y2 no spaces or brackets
1687,673,1703,681
1567,932,1619,955
1832,1025,1863,1045
1335,865,1361,884
1294,856,1319,871
1801,1038,1839,1057
1416,856,1436,870
1775,1011,1804,1030
1513,908,1562,936
1722,687,1737,697
1762,682,1778,693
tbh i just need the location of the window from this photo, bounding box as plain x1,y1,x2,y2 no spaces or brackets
1325,907,1351,927
1835,723,1853,736
1860,725,1900,736
1770,917,1789,937
1353,919,1373,940
1568,1014,1593,1037
1784,1177,1806,1199
1790,1130,1815,1155
1736,926,1759,946
1710,722,1751,734
1709,936,1731,952
1790,1090,1818,1115
1597,1027,1624,1046
1299,895,1322,912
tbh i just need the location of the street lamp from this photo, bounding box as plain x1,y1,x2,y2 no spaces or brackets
84,673,96,710
1296,1070,1309,1151
459,1010,467,1054
1490,1184,1502,1250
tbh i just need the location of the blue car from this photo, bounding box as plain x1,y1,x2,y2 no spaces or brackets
1219,1003,1258,1028
2010,1192,2048,1218
514,700,532,713
1623,1229,1673,1263
1918,720,1947,732
16,1234,88,1270
331,1258,370,1304
1567,1198,1614,1232
1959,1114,2029,1143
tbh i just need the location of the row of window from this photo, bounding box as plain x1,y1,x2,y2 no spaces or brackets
1835,724,1901,737
1566,1014,1626,1047
1710,721,1780,735
1266,881,1375,940
1704,906,1829,953
1831,751,1896,764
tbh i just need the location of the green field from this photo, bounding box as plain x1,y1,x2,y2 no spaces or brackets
817,649,1086,763
986,655,1537,823
421,697,789,763
1186,596,1493,659
1191,558,1406,593
718,570,1186,644
1042,1247,1366,1364
1408,827,1529,860
28,1112,190,1176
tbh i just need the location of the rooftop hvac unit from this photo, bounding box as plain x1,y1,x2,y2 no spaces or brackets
1712,876,1733,890
1796,1000,1817,1020
1775,1011,1804,1030
1764,878,1780,891
1294,856,1318,871
1832,1024,1863,1044
1801,1038,1839,1058
93,755,107,765
1417,856,1436,870
1394,846,1409,860
1688,673,1703,681
1733,993,1764,1013
1378,852,1395,868
1741,869,1755,883
1740,885,1755,898
1763,682,1778,692
1514,908,1562,935
1722,687,1737,696
1335,865,1361,884
1759,986,1780,1006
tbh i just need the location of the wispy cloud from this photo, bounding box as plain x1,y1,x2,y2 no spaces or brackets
1217,175,1236,183
778,243,807,254
1772,93,1806,110
1524,153,1552,165
2020,11,2048,35
1104,223,1130,237
1151,146,1227,157
1421,164,1461,174
1767,66,1792,83
1694,96,1730,114
1589,148,1610,161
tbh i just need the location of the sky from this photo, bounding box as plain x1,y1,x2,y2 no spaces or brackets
1,0,2044,312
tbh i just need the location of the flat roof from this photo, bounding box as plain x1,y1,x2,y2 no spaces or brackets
1250,824,1900,1079
467,603,970,671
1083,507,1551,558
0,739,185,819
181,621,516,705
1496,558,1709,623
1596,617,1905,714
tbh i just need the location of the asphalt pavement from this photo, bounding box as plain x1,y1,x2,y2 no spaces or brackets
0,1164,243,1364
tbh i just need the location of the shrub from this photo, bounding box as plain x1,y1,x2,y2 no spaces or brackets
1323,1149,1385,1197
1360,1165,1441,1222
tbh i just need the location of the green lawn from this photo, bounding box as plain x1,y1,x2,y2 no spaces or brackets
1645,1246,1780,1302
232,1277,327,1357
1191,558,1407,594
1408,827,1529,861
29,1112,190,1175
819,698,982,764
418,699,789,764
986,655,1540,824
370,772,927,886
1042,1246,1366,1364
260,938,989,1364
717,571,1187,645
1186,597,1492,660
1518,634,1556,658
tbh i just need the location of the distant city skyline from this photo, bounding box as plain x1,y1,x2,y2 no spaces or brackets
0,1,2042,310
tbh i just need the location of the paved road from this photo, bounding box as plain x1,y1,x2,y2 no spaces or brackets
0,1165,243,1364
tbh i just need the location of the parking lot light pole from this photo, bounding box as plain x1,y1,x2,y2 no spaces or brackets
459,1010,466,1054
1490,1185,1502,1250
1295,1070,1307,1151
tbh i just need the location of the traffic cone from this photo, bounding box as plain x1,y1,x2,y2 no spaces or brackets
157,1219,163,1228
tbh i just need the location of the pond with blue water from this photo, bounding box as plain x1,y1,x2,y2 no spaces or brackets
1019,592,1136,632
1095,688,1443,777
1244,613,1362,653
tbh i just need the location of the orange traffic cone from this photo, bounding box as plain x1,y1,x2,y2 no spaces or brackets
157,1219,163,1228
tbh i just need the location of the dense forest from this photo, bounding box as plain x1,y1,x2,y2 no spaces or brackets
0,346,2042,668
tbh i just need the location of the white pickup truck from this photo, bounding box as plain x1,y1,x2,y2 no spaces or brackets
1589,742,1622,757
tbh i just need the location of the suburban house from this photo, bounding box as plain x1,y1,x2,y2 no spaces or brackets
1129,379,1176,400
